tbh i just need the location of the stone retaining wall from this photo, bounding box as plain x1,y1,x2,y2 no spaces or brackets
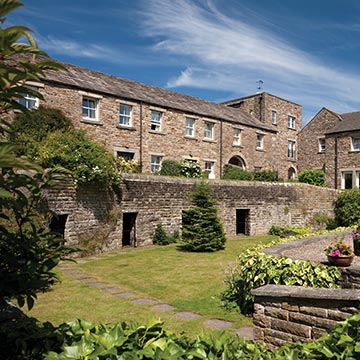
252,285,360,350
46,174,339,248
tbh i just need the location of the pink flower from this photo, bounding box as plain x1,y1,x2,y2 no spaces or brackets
331,250,341,257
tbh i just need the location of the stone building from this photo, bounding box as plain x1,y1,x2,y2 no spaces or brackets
22,59,302,180
298,108,360,189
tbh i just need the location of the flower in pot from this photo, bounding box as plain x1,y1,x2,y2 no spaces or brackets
352,226,360,256
324,241,354,267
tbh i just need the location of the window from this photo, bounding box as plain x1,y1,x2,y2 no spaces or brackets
120,104,132,126
319,138,326,153
151,155,162,173
271,110,277,125
151,110,162,131
288,115,295,129
288,140,296,159
117,151,134,161
204,161,215,175
185,117,195,137
357,171,360,188
342,172,353,189
204,121,214,140
19,87,39,109
233,128,241,146
82,97,98,120
256,134,264,150
352,137,360,151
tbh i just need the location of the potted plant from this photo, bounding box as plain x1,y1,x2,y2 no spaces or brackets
324,241,354,267
352,226,360,256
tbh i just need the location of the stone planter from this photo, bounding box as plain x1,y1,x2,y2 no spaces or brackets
353,239,360,256
327,255,354,267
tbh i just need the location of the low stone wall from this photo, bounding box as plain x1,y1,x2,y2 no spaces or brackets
252,285,360,350
46,174,339,247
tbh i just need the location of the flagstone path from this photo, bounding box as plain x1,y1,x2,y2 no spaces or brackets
59,257,254,340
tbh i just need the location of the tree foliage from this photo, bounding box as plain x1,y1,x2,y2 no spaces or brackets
180,182,226,252
334,188,360,227
0,0,76,309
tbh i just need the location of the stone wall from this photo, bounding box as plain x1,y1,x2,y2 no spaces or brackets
47,174,339,248
252,285,360,350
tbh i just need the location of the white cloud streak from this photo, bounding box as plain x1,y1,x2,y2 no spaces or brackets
141,0,360,124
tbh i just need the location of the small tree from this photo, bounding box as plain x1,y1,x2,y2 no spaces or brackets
335,188,360,227
180,182,226,252
222,164,253,181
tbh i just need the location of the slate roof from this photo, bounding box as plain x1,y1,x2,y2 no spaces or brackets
325,111,360,135
41,60,274,132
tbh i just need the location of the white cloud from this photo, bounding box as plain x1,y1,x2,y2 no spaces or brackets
141,0,360,124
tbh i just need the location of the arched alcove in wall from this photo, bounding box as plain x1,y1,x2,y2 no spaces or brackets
228,155,246,169
288,167,296,180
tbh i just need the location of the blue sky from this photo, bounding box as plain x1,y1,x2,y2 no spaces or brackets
9,0,360,125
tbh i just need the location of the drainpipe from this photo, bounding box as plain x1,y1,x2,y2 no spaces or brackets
139,101,143,172
220,119,223,178
259,93,264,122
334,135,338,189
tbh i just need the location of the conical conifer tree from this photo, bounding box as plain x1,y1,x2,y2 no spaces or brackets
180,182,226,252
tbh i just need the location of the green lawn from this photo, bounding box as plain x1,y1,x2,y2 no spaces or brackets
25,235,275,338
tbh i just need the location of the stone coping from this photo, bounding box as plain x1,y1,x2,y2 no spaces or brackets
252,284,360,301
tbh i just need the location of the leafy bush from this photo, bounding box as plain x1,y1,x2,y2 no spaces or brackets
38,130,120,188
298,169,325,187
180,159,203,178
117,157,141,174
10,107,74,157
153,224,179,245
253,170,279,182
221,247,341,314
268,226,311,237
180,182,226,252
3,313,360,359
222,164,253,181
159,159,182,176
334,188,360,227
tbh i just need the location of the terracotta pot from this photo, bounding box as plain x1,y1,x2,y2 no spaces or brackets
327,255,354,267
353,240,360,256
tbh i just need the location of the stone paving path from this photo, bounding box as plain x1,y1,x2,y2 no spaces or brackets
59,255,254,339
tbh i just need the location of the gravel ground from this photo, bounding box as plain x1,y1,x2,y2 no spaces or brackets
264,230,360,266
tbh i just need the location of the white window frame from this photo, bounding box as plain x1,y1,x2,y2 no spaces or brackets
119,103,132,127
185,117,195,137
19,86,39,110
271,110,277,125
82,97,98,120
351,137,360,151
256,133,264,150
288,140,296,159
151,155,162,173
356,171,360,189
233,128,242,146
204,161,215,174
288,115,295,129
319,138,326,153
151,110,162,131
203,121,214,140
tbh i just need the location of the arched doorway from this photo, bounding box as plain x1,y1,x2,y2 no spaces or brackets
288,167,296,180
228,155,246,169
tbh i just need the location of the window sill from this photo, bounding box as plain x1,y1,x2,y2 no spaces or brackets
349,150,360,153
185,135,198,140
232,144,244,148
116,125,136,131
318,151,326,154
81,119,103,126
287,127,297,131
287,158,296,162
256,148,265,152
149,130,166,135
203,138,216,143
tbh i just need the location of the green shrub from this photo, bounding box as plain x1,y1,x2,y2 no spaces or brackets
159,159,182,176
334,188,360,227
180,182,226,252
153,224,169,245
222,164,253,180
268,226,311,237
221,247,341,314
298,169,325,187
117,157,141,174
180,159,203,178
38,130,120,188
253,170,279,182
